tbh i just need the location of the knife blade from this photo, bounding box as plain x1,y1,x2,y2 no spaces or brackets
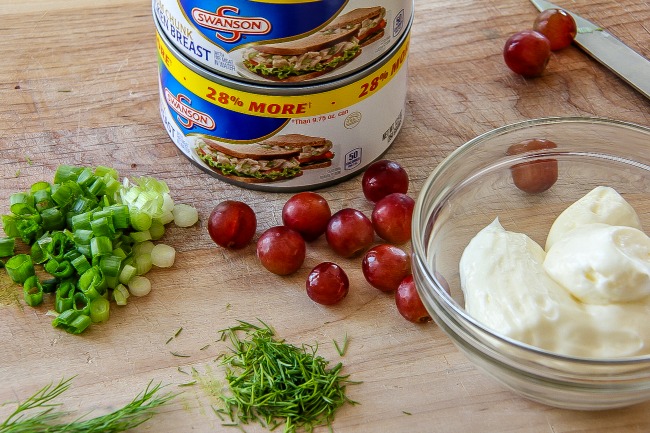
529,0,650,100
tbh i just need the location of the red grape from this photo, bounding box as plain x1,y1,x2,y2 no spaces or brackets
361,159,409,203
257,226,306,275
503,30,551,77
362,244,411,292
533,8,577,51
395,275,432,323
371,193,415,245
506,138,558,193
207,200,256,249
326,208,374,258
282,192,331,241
306,262,349,305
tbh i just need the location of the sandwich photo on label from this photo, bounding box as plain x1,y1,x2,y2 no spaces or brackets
324,6,387,47
195,137,302,183
241,24,362,83
261,134,335,169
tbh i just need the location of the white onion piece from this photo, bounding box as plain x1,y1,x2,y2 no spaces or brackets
128,276,151,297
173,204,199,228
133,240,155,256
113,284,131,305
152,243,176,268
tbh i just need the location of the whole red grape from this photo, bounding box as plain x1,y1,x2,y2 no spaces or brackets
306,262,349,305
371,193,415,245
503,30,551,77
326,208,374,258
362,159,409,203
395,275,432,323
257,226,306,275
207,200,256,249
506,138,558,193
533,8,577,51
282,192,331,241
362,244,411,292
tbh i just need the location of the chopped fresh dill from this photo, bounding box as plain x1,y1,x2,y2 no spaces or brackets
209,319,360,433
170,351,191,358
165,336,173,344
333,333,349,356
200,344,210,351
178,381,197,387
403,411,412,415
178,367,189,375
174,327,183,337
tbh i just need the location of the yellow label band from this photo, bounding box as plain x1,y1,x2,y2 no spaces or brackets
157,32,409,119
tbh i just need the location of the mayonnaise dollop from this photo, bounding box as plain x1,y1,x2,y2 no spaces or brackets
460,187,650,358
545,186,642,250
544,223,650,304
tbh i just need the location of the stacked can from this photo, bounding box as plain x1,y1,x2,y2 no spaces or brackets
153,0,413,191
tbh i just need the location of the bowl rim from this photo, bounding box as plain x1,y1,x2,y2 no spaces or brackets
412,115,650,365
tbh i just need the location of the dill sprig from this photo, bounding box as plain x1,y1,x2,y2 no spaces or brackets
0,378,178,433
216,320,360,433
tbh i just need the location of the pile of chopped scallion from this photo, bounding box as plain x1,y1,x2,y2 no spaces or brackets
0,164,198,334
213,321,360,433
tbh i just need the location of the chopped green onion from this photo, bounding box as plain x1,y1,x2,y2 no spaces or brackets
130,230,152,243
113,283,130,305
73,291,91,316
0,237,15,257
133,241,154,256
71,211,93,231
1,164,186,335
9,192,35,215
33,189,54,212
71,254,91,274
90,297,110,323
52,309,92,334
90,236,113,257
54,164,83,183
149,219,165,240
118,263,137,285
41,277,58,294
172,204,198,228
134,254,152,276
44,258,74,279
40,207,66,231
100,255,122,278
157,211,174,225
128,276,151,297
23,275,44,307
151,244,175,268
78,266,107,299
91,216,115,237
55,281,75,313
5,254,35,283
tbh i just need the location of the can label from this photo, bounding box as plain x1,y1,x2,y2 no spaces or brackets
154,0,412,85
157,30,409,191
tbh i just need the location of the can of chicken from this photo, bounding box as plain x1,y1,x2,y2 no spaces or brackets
155,17,409,192
153,0,413,85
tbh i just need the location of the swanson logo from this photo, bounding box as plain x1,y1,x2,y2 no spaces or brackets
191,6,271,43
165,89,216,130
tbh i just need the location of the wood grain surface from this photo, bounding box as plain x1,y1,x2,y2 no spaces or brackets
1,0,649,432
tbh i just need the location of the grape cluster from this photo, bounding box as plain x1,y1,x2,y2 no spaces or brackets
206,159,431,324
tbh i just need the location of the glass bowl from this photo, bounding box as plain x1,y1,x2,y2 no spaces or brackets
411,117,650,410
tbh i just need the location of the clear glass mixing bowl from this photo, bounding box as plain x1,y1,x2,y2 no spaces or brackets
411,117,650,410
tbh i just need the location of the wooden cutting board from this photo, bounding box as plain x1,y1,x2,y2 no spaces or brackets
0,0,649,432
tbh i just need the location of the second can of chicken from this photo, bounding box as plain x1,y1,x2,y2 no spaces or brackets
153,0,413,85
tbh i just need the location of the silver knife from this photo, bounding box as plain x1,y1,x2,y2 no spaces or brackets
529,0,650,100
